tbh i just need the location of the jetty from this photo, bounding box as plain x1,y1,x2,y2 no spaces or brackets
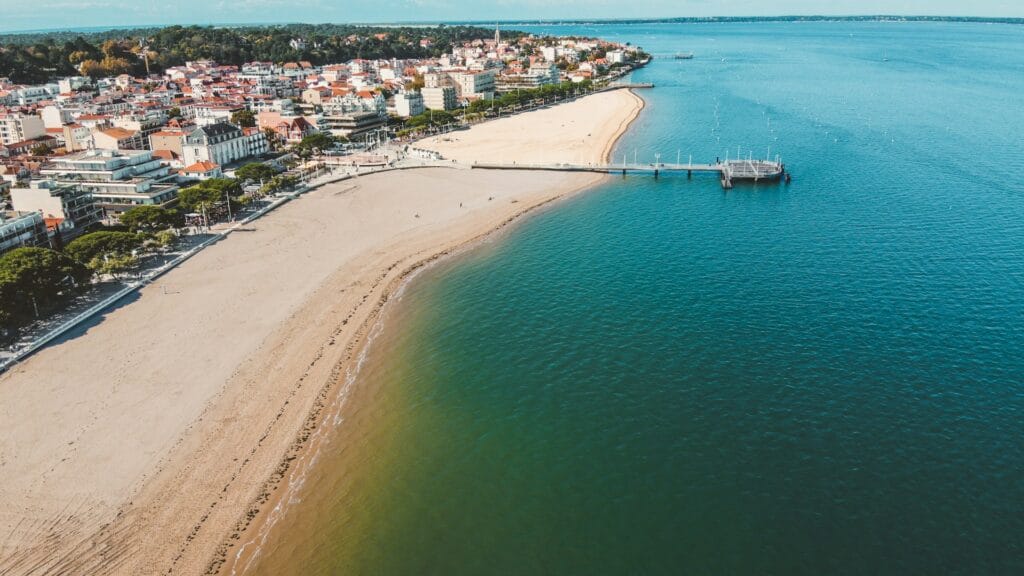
471,158,787,189
600,82,656,91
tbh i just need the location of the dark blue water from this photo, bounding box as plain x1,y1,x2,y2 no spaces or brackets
257,22,1024,575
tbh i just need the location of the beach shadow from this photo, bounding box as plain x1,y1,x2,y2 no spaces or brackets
34,291,144,353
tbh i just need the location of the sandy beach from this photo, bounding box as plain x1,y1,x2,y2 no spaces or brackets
0,88,643,575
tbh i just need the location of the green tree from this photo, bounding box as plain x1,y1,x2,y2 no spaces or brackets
0,247,91,334
118,205,181,232
231,109,256,128
177,185,224,212
177,178,241,212
296,132,335,153
64,231,145,269
167,107,182,119
234,162,278,183
30,143,52,156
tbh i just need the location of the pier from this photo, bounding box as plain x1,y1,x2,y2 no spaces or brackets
471,158,786,189
599,82,656,91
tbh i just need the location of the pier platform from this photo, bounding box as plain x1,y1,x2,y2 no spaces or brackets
471,159,785,189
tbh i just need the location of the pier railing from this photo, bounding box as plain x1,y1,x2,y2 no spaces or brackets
470,159,785,188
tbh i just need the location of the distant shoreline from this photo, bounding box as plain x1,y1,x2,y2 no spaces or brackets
2,16,1021,38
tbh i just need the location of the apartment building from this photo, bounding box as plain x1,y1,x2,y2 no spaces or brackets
0,113,46,146
421,86,458,111
0,211,48,256
449,70,497,100
40,149,179,220
393,91,425,117
10,179,102,235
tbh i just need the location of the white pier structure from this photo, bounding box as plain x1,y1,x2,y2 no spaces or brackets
471,157,787,189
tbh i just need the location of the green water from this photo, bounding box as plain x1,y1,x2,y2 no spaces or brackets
253,21,1024,575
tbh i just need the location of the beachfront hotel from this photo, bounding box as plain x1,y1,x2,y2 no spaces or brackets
39,149,179,220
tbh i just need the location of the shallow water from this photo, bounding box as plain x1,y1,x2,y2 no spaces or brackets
253,21,1024,575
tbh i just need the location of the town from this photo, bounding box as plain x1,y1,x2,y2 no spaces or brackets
0,24,647,348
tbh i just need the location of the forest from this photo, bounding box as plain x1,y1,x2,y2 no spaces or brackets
0,24,521,83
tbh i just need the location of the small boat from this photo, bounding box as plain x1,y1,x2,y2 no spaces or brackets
674,52,694,60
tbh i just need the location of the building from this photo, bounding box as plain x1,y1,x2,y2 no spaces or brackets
495,65,560,93
40,149,179,220
0,210,48,255
449,70,496,100
179,161,223,180
393,91,425,117
10,179,102,235
7,84,59,106
266,116,316,143
242,127,270,158
92,127,144,151
318,111,386,138
0,136,57,158
41,105,74,129
62,124,93,152
57,76,91,94
112,109,168,139
149,129,186,157
421,86,457,111
182,122,247,167
0,113,46,146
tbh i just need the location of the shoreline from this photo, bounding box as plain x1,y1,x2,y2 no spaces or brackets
219,90,644,575
220,89,644,575
217,172,608,576
0,89,645,576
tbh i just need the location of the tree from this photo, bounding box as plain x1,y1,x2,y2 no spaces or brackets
64,231,145,269
167,107,182,119
0,247,91,335
30,143,52,156
234,162,278,183
259,174,299,196
296,132,335,153
118,205,181,232
177,185,225,212
177,178,241,212
79,59,105,78
231,109,256,128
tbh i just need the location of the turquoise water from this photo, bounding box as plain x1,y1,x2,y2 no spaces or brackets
259,22,1024,574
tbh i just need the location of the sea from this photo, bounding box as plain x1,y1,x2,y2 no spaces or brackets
248,21,1024,575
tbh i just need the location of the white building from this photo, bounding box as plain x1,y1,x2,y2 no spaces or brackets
421,86,458,111
8,83,60,105
0,112,46,146
0,211,48,256
10,179,102,234
40,149,179,219
41,105,74,129
393,91,425,117
449,70,496,99
182,123,251,167
58,76,91,94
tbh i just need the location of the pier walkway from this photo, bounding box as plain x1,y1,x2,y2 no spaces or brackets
471,159,786,189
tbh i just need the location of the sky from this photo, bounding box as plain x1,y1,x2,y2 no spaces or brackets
1,0,1022,33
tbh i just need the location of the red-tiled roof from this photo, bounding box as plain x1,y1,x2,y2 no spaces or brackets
182,160,220,173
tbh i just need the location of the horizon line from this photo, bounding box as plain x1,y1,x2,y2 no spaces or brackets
2,15,1022,36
